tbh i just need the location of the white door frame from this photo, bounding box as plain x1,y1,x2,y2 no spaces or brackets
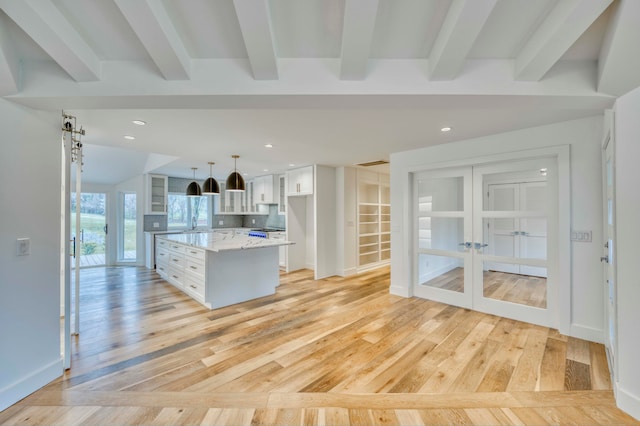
602,122,618,382
408,146,570,332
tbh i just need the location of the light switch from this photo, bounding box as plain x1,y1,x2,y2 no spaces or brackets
16,238,30,256
153,222,160,228
218,220,224,225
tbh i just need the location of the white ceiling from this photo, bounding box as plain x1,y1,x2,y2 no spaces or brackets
1,0,638,184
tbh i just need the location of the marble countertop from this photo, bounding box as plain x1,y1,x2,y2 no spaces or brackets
157,232,293,253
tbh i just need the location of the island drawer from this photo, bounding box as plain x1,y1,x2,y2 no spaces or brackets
183,274,205,299
169,243,186,253
185,247,205,261
156,247,170,263
156,238,169,249
168,252,185,268
156,262,169,278
185,258,205,278
168,265,184,288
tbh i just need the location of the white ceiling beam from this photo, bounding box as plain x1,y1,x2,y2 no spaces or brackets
429,0,498,80
0,0,100,82
340,0,379,80
114,0,191,80
232,0,278,80
597,0,640,96
515,0,613,81
0,14,19,94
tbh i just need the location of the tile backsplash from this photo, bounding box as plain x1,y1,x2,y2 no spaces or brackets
143,215,168,231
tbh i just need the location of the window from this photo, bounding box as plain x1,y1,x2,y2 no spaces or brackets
120,192,136,261
168,193,210,229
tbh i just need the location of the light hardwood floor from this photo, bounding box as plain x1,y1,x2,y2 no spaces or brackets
424,267,547,309
1,266,637,425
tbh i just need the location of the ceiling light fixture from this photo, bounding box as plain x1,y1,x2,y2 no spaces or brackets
132,120,146,126
440,127,452,132
226,155,245,192
124,135,135,140
202,162,220,195
265,144,273,148
186,167,202,197
289,163,295,167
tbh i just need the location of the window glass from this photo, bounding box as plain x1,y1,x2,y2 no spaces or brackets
168,194,209,229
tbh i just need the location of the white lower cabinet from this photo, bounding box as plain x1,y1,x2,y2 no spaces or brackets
157,239,207,305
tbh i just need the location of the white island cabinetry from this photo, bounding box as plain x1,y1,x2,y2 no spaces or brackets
155,232,292,309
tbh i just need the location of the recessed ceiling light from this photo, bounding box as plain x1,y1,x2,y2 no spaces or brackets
265,144,273,148
289,163,295,167
441,127,452,132
132,120,146,126
124,135,135,140
263,169,269,172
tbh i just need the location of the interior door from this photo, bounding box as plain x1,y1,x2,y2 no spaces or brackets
603,135,617,377
473,159,555,327
414,167,473,308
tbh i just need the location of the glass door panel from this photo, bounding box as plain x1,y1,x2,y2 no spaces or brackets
71,192,107,268
414,168,472,308
473,159,554,327
120,192,136,262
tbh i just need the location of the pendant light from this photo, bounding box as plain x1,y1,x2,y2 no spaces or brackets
186,167,202,197
225,155,245,192
202,161,220,195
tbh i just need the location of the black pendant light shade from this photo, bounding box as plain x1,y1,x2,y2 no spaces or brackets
186,167,202,197
202,161,220,195
225,155,245,192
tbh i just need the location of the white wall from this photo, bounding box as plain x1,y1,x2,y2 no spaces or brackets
0,100,61,411
613,86,640,419
314,165,337,279
391,116,604,341
335,167,358,276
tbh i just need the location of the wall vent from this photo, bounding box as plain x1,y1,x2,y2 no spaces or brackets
357,160,389,167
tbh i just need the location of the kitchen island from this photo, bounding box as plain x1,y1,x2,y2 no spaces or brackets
155,232,292,309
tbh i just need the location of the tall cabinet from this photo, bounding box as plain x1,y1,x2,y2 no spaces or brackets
357,171,390,271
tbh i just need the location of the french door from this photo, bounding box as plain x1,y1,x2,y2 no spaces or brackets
414,158,556,327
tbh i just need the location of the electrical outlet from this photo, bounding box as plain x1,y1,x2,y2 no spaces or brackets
571,230,592,242
16,238,30,256
252,219,255,224
153,222,159,228
218,220,224,225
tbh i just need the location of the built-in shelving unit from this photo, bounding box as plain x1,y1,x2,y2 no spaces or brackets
357,171,391,271
145,174,168,214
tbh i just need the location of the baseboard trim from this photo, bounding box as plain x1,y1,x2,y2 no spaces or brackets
617,384,640,421
389,285,410,297
0,357,62,412
569,323,604,343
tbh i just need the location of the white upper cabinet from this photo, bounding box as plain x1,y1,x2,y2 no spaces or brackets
254,175,276,204
216,182,244,214
146,174,168,214
278,175,286,215
287,166,314,196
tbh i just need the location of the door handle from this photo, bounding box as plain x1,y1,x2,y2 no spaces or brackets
458,242,472,249
70,237,76,258
103,224,108,234
474,242,489,250
600,256,609,263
